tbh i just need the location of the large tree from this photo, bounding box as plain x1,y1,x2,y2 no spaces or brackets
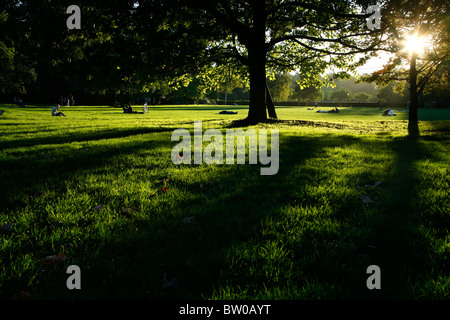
137,0,385,123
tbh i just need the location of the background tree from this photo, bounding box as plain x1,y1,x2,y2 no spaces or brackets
330,87,352,101
0,9,36,97
290,74,325,102
362,0,449,134
376,82,409,103
267,72,292,102
353,91,372,102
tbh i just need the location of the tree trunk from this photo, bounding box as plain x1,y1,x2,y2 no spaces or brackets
246,2,268,124
247,48,267,123
265,83,278,119
409,52,419,136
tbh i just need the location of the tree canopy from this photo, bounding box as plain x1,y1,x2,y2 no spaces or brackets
361,0,449,132
1,0,448,125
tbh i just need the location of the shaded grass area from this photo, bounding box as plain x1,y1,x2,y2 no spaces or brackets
0,105,449,300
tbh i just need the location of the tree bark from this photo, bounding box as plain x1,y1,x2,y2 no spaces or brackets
409,52,419,136
245,2,268,124
265,83,277,119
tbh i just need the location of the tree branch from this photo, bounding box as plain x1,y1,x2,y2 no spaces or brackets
267,1,371,19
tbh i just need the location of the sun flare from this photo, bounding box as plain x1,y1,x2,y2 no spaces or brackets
403,34,427,55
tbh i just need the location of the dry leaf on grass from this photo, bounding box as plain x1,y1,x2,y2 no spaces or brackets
1,223,15,233
359,195,375,204
44,254,67,265
364,181,383,188
163,273,178,290
184,216,196,224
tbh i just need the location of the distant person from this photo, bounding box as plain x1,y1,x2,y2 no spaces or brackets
123,104,140,114
52,104,66,116
314,102,318,108
219,110,238,114
316,108,339,113
382,109,396,116
143,102,148,114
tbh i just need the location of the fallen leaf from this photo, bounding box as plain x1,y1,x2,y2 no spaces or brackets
364,181,383,188
14,290,31,300
44,254,67,265
1,223,15,233
163,273,178,289
359,195,374,204
373,181,383,187
184,216,196,224
160,186,169,192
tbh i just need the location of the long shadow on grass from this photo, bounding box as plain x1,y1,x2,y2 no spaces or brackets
362,136,449,299
1,130,333,299
2,128,446,300
0,126,176,149
0,130,384,299
0,131,173,213
52,133,386,300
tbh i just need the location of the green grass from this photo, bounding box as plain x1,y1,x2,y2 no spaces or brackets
0,104,449,300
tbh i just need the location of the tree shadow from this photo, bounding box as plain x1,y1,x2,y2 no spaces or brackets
0,126,178,150
350,135,448,299
1,125,447,300
1,127,330,299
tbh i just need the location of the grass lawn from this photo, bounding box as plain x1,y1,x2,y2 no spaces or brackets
0,104,449,300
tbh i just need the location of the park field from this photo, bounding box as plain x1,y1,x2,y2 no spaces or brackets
0,104,449,300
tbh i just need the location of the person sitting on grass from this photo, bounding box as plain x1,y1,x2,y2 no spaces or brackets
382,109,396,116
51,104,66,117
122,104,134,113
